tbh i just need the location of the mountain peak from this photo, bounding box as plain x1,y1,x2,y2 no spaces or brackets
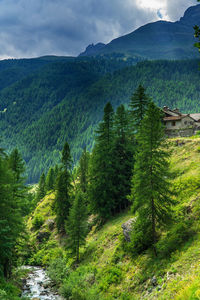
79,43,105,57
79,4,200,60
179,4,200,25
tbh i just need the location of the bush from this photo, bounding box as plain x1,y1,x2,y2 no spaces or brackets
156,221,194,257
47,257,69,285
123,217,153,256
99,266,123,291
197,146,200,153
0,290,7,300
0,280,21,300
196,130,200,136
32,215,44,230
29,244,64,266
60,266,97,299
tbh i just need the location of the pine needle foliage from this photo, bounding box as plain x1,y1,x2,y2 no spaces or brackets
89,102,115,219
112,104,134,212
36,172,46,201
66,191,88,263
130,102,174,255
129,84,150,131
54,142,72,233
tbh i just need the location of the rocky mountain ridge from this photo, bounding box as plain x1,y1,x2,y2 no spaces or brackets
79,4,200,59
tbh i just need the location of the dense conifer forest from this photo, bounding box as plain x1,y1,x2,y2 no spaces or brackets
0,58,200,182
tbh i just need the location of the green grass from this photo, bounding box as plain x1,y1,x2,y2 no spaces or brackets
26,137,200,299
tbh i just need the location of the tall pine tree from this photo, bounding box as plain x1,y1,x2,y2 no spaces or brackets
8,148,28,215
112,104,134,212
129,102,174,255
129,84,150,131
89,102,115,219
54,142,72,233
78,147,90,193
0,156,24,278
66,191,88,263
46,167,55,192
36,172,46,201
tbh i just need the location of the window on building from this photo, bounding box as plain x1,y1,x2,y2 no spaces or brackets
172,121,176,126
184,121,187,125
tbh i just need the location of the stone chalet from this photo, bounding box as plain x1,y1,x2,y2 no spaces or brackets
163,106,200,137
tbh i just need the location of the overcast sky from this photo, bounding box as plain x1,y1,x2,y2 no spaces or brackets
0,0,197,59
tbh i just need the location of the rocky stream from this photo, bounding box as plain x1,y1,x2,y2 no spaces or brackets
21,266,62,300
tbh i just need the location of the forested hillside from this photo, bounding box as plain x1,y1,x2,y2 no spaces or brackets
2,85,200,299
21,105,200,299
0,58,200,182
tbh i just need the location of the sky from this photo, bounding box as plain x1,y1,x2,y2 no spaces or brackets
0,0,197,59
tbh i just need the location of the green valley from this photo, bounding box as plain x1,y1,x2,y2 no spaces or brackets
0,58,200,182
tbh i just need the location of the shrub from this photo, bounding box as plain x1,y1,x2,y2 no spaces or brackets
196,130,200,136
156,220,194,257
47,257,69,285
0,280,21,300
197,146,200,153
123,217,153,256
99,266,123,291
60,266,97,299
0,290,7,300
32,215,44,230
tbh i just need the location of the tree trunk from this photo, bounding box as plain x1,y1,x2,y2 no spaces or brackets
151,197,157,257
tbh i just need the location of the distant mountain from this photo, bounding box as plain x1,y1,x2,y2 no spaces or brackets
79,4,200,60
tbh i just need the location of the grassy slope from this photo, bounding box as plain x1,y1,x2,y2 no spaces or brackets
27,137,200,299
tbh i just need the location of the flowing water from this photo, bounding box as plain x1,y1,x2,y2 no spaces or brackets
21,266,62,300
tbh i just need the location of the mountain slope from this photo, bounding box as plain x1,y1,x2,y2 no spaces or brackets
1,58,200,182
80,4,200,60
27,138,200,299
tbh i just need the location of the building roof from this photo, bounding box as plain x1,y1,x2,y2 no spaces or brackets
164,114,194,122
163,107,182,117
190,114,200,122
164,116,182,121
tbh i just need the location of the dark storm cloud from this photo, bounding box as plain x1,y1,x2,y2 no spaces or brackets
0,0,198,58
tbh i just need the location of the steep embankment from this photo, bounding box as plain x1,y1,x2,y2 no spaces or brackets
27,137,200,299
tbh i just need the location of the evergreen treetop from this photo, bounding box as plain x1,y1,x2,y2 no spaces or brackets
129,84,150,131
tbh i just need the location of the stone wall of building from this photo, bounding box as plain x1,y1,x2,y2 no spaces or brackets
165,128,195,138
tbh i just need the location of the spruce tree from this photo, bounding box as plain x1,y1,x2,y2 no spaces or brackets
8,148,28,215
0,156,24,278
54,165,59,186
129,84,150,131
89,102,115,219
36,172,46,201
46,167,55,191
129,102,174,255
54,142,72,233
78,147,90,193
66,191,88,263
112,105,134,212
8,148,25,182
